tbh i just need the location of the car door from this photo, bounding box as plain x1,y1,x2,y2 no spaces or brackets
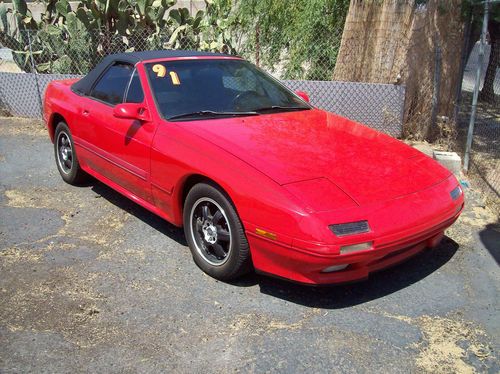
77,62,156,203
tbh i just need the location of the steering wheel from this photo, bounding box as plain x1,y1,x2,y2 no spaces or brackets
232,90,262,110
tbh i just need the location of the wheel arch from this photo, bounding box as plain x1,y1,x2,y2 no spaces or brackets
176,173,238,225
48,113,67,143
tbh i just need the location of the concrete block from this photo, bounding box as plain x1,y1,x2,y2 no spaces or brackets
433,151,462,174
410,142,434,158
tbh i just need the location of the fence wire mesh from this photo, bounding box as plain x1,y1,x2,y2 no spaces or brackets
459,40,500,212
0,0,498,211
0,27,407,136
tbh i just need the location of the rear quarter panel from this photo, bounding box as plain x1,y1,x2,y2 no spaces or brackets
44,79,81,142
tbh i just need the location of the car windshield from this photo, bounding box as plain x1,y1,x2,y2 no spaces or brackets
145,59,311,120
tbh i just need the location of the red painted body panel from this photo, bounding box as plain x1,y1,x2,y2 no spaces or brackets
178,110,451,203
72,95,156,203
250,175,463,284
43,56,464,285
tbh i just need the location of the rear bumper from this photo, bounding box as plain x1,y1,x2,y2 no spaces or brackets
248,209,461,285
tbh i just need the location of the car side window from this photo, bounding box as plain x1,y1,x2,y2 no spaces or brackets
125,69,145,104
90,63,134,105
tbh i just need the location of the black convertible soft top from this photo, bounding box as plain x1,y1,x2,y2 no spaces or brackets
72,50,232,96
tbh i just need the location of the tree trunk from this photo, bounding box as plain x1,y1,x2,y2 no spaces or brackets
479,19,500,103
255,23,260,67
333,0,415,83
333,0,466,140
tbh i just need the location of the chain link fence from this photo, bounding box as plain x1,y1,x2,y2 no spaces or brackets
459,37,500,211
0,0,498,211
0,28,406,136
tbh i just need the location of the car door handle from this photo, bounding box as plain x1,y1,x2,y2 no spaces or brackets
82,109,90,116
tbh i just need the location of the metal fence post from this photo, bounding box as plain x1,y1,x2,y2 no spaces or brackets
464,0,489,172
430,35,441,142
26,29,44,118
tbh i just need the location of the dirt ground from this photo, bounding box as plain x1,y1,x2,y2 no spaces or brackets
0,117,499,373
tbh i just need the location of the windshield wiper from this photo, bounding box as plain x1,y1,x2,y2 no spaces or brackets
168,110,258,121
253,105,310,113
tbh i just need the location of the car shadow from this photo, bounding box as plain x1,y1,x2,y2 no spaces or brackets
232,237,459,309
84,179,459,309
88,180,187,246
479,222,500,266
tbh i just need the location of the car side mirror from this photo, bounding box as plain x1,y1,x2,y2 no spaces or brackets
295,90,310,103
113,103,151,122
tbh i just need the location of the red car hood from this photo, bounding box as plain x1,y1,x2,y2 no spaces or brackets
177,109,451,206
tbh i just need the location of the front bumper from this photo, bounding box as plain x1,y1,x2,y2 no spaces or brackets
247,198,463,285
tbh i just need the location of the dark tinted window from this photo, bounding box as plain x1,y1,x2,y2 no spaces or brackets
145,59,310,120
91,63,133,105
125,69,144,103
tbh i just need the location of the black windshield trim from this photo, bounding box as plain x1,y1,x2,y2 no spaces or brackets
252,105,311,113
168,110,259,121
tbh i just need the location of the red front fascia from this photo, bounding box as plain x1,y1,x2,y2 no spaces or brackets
248,175,464,284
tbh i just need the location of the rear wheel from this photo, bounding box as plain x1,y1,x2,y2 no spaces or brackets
54,122,88,185
183,183,251,280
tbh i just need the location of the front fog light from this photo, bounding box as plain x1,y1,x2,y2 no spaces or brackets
322,264,349,273
340,242,373,254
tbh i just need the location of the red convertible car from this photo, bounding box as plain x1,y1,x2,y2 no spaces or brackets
43,50,464,285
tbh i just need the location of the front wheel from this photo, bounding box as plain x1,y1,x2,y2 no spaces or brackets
183,183,251,281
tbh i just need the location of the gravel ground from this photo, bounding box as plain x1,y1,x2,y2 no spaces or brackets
0,117,499,373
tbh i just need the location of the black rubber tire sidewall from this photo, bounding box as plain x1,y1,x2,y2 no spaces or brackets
183,183,251,281
54,122,87,185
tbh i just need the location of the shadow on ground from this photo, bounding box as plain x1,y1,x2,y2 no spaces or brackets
87,178,459,310
479,222,500,266
233,237,459,309
90,181,187,246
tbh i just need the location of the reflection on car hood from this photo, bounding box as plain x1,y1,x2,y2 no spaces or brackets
177,109,451,205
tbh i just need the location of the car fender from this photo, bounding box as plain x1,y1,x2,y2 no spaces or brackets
150,120,310,244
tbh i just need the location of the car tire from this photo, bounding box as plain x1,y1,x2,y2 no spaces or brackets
183,183,252,281
54,121,88,185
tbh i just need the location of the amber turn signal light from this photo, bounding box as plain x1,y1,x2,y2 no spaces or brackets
255,228,277,240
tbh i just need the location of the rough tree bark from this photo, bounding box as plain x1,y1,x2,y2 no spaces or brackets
479,19,500,103
333,0,466,141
